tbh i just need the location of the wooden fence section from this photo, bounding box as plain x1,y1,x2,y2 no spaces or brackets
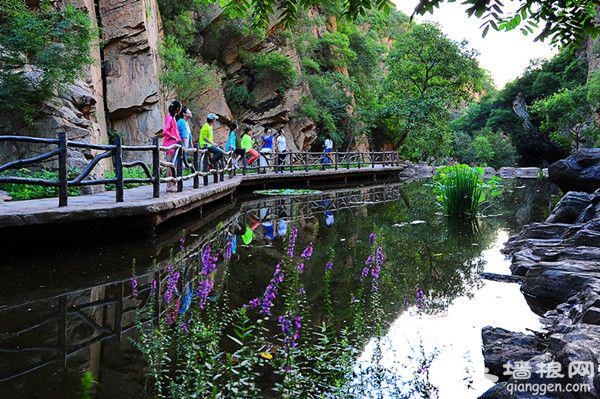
0,133,401,207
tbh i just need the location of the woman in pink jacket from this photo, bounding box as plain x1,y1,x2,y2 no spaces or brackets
163,100,182,193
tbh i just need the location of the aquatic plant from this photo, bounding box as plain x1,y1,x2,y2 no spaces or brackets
433,164,501,218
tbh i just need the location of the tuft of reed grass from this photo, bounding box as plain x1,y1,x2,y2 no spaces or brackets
433,164,500,219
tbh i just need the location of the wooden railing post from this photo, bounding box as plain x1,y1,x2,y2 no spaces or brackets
176,144,184,192
114,136,124,202
57,132,68,207
371,151,375,168
289,152,293,173
202,151,209,186
357,152,361,169
152,137,160,198
193,144,200,189
346,152,350,169
304,151,309,172
334,152,338,170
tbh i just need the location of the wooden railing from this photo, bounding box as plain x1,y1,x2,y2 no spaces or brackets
0,133,401,207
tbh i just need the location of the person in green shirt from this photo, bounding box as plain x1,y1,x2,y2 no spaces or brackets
241,126,259,165
199,113,225,165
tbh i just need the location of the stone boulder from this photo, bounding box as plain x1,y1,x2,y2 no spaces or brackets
546,192,592,224
482,327,545,381
548,149,600,193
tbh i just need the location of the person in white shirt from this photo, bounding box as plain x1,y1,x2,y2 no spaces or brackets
320,136,333,165
276,129,287,173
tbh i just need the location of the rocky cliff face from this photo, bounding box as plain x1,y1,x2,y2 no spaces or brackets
5,2,366,174
99,0,166,161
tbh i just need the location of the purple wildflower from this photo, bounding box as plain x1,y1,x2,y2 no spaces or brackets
197,245,219,310
180,322,188,332
325,261,333,271
297,262,304,273
300,244,314,260
278,313,302,349
278,314,291,334
298,287,306,296
376,245,385,267
246,297,261,308
259,263,285,315
225,238,233,260
416,288,426,310
361,267,369,278
284,365,292,373
166,299,180,325
365,254,375,267
164,266,181,304
369,232,376,246
151,279,157,293
179,236,186,251
130,275,138,298
287,226,299,258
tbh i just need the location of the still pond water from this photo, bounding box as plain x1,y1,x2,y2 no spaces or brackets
0,179,559,398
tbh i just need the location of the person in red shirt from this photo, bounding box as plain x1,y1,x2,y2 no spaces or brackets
162,100,181,193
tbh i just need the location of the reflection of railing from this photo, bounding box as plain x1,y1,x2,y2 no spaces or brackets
0,133,401,207
0,184,403,383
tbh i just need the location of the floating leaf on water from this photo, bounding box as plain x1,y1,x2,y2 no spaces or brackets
254,189,323,196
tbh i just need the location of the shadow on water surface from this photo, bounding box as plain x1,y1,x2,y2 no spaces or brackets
0,178,559,398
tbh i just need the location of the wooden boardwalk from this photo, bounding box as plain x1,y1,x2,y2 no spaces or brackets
0,165,407,233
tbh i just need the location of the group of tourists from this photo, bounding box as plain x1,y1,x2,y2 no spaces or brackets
162,100,332,193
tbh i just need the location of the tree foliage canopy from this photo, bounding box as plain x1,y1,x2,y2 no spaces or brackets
0,0,93,130
218,0,598,47
378,23,487,161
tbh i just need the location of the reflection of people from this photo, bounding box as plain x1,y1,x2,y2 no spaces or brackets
178,281,193,315
227,231,237,255
278,219,288,236
263,221,274,241
241,213,261,245
326,210,334,226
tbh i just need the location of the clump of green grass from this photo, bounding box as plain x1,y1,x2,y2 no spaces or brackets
433,164,501,218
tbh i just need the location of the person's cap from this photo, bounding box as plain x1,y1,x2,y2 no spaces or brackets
207,113,218,120
185,109,192,117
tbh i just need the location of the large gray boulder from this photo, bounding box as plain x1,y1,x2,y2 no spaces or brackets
548,149,600,193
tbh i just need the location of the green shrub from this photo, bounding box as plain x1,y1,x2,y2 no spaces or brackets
224,81,255,111
104,167,150,190
243,51,298,89
0,168,82,200
0,2,93,132
433,164,501,218
159,35,219,104
301,58,321,73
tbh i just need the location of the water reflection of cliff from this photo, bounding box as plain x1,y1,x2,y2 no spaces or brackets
0,179,558,398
